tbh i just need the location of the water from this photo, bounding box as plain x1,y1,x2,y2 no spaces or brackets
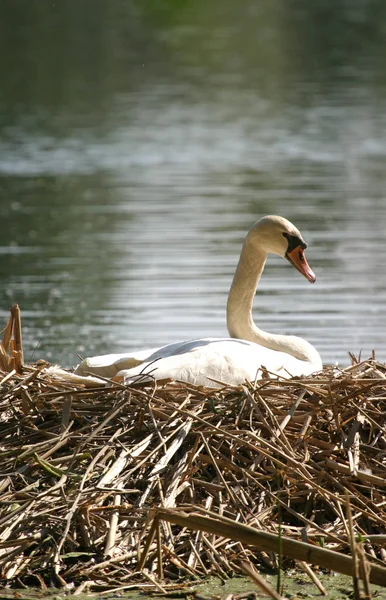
1,0,386,368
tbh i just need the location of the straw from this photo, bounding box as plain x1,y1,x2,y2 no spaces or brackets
0,307,386,592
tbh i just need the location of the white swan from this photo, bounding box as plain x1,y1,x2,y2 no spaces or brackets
70,215,322,387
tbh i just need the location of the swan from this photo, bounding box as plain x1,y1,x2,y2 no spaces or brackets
68,215,322,387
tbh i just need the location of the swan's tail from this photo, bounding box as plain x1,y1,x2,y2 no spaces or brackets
44,366,107,388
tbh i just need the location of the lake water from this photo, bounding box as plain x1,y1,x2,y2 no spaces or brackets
1,1,386,368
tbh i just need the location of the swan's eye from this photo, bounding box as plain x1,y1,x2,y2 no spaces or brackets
283,233,307,253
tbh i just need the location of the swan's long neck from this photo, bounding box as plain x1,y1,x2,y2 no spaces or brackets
226,238,319,364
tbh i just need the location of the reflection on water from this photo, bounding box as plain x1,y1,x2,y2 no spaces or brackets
0,0,386,368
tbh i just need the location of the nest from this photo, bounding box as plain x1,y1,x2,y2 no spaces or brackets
0,307,386,594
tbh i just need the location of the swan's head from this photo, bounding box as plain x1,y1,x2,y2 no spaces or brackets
250,215,316,283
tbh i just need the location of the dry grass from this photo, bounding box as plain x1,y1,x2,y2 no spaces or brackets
0,307,386,594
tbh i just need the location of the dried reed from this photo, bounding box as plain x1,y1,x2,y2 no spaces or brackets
0,308,385,593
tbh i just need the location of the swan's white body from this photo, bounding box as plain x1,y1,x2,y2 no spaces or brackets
64,215,322,388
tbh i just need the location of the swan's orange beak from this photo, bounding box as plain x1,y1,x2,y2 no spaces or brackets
286,247,316,283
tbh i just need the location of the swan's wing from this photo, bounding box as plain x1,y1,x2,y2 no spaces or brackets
74,338,230,378
116,339,316,387
74,338,320,386
116,345,256,387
